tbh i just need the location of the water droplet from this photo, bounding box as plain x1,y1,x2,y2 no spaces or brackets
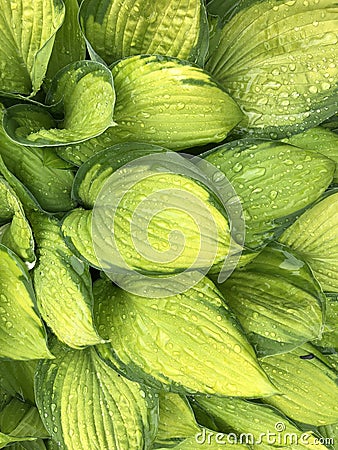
270,191,278,200
140,390,146,398
233,162,243,173
309,86,318,94
234,344,241,354
212,172,225,183
322,82,331,90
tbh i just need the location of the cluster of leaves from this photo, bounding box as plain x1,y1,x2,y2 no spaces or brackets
0,0,338,449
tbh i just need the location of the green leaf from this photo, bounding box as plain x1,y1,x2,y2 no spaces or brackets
318,423,338,450
261,344,338,426
0,105,75,212
207,0,244,24
108,55,242,150
192,396,327,449
54,54,244,163
31,213,103,349
203,139,334,249
282,127,338,184
8,441,47,450
79,0,208,65
94,276,276,397
61,209,100,267
0,155,43,215
61,143,182,270
0,433,34,449
155,392,200,446
279,191,338,292
89,151,235,276
55,131,116,166
0,391,11,412
3,61,116,146
45,441,63,450
313,294,338,350
0,0,65,96
0,244,52,361
45,0,86,87
0,360,37,404
217,243,325,356
35,339,159,450
72,143,168,207
206,0,338,137
0,177,35,263
0,398,48,439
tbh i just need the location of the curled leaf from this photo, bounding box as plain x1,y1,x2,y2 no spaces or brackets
3,61,116,146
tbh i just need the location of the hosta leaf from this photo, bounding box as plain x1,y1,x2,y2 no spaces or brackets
313,294,338,350
79,0,208,65
207,0,243,24
191,396,327,449
282,127,338,183
61,144,173,269
31,214,103,349
0,0,65,96
0,398,48,439
45,0,86,86
3,61,115,146
8,441,47,450
46,441,63,450
0,433,34,449
0,360,37,404
279,191,338,292
35,339,158,450
90,151,236,276
203,139,334,249
206,0,338,137
217,243,325,356
0,177,35,263
261,344,338,425
323,113,338,133
0,105,75,212
155,392,200,446
72,143,167,208
94,276,276,397
325,352,338,372
54,54,243,164
55,131,117,166
0,391,10,412
191,402,219,432
62,209,99,267
0,156,41,217
109,55,242,150
318,423,338,450
0,244,52,360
